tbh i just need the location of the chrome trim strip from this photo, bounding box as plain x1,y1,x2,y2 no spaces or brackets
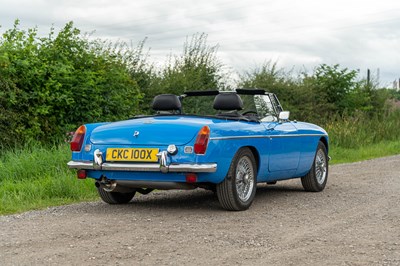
211,135,267,140
210,134,327,140
168,164,217,173
67,161,95,169
67,161,217,173
266,134,327,138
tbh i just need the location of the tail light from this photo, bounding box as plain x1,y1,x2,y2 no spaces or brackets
77,169,87,179
194,126,210,154
186,173,197,183
70,125,86,151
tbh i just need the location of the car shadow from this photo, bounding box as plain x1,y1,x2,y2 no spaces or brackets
90,180,307,213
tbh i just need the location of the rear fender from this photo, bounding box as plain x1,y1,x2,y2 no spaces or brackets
203,139,266,184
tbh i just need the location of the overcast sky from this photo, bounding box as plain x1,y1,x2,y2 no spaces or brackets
1,0,399,87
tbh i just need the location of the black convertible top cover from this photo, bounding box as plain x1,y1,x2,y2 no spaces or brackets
183,90,219,97
236,88,266,95
183,89,267,97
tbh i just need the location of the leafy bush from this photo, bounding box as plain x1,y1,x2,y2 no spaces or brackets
0,21,142,146
239,62,391,124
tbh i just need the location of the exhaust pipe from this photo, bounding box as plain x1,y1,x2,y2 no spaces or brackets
95,180,134,193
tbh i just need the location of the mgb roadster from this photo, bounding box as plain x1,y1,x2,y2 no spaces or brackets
68,89,329,211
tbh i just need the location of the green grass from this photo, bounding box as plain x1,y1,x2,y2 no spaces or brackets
323,111,400,149
0,144,97,215
324,111,400,164
329,140,400,164
1,139,400,216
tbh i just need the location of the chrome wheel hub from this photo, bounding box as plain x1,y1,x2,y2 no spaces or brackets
315,149,327,185
235,156,254,202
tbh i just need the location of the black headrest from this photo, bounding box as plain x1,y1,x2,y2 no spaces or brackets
152,94,181,111
213,93,243,111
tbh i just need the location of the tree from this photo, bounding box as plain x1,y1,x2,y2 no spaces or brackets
141,33,227,114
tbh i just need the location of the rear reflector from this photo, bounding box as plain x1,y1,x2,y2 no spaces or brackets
194,126,210,154
70,125,86,152
186,173,197,183
77,170,87,179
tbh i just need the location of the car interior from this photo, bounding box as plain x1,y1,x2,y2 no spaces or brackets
151,92,263,122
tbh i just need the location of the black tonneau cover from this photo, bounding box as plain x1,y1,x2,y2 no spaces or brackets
183,88,267,97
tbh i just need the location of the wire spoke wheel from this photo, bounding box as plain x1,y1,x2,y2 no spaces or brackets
301,141,329,192
235,156,254,202
315,149,327,185
217,148,257,211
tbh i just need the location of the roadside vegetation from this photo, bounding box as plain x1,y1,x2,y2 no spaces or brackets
1,21,400,215
0,143,97,214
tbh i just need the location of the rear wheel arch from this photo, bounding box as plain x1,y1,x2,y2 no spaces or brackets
319,136,329,154
244,146,260,175
222,145,260,179
216,147,258,211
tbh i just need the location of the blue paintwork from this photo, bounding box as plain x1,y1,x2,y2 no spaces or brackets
71,115,328,185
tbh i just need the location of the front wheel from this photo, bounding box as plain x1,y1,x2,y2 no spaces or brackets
97,188,136,204
301,141,328,192
217,148,257,211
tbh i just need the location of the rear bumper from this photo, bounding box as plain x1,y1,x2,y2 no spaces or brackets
67,161,217,173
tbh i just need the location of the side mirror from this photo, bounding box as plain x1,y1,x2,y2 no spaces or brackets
278,111,290,121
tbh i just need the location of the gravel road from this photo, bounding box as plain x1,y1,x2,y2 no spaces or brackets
1,155,400,265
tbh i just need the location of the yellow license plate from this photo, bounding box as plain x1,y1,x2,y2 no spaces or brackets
106,148,159,162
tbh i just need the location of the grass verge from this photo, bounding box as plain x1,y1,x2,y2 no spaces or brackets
0,144,97,215
1,140,400,215
329,140,400,164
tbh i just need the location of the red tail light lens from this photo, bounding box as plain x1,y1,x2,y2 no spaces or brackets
70,125,86,151
194,126,210,154
186,173,197,183
77,169,87,179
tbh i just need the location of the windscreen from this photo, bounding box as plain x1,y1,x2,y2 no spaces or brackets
181,93,276,120
182,95,218,116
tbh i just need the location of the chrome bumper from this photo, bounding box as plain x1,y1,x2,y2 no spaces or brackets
67,161,217,173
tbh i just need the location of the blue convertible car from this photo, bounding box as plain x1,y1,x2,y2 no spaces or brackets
68,89,329,211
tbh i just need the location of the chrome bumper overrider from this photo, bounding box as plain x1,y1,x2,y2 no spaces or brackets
67,161,217,173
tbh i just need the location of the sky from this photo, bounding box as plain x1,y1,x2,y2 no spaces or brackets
0,0,399,87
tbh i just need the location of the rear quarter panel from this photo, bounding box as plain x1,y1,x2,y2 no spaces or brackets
206,120,270,183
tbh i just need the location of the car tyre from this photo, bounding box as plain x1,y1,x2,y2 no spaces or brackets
217,148,257,211
301,141,328,192
97,188,136,204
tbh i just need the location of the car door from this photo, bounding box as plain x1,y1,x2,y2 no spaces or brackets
254,93,301,174
264,121,301,172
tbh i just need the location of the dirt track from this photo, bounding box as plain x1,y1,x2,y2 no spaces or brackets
1,155,400,265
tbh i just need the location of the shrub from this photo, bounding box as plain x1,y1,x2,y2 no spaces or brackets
0,21,142,146
239,62,391,124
